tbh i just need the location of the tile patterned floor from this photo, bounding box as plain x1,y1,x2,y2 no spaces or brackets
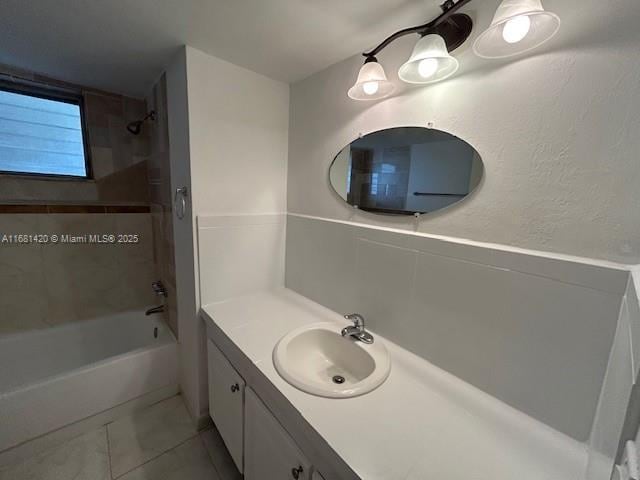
0,428,110,480
0,395,242,480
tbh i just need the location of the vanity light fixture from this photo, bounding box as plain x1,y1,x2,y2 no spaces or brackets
473,0,561,59
348,0,561,101
398,34,459,84
348,57,395,101
348,0,473,100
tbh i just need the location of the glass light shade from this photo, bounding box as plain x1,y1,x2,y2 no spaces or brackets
473,0,560,59
348,61,395,101
398,34,459,84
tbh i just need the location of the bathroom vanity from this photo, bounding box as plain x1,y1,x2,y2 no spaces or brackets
201,288,587,480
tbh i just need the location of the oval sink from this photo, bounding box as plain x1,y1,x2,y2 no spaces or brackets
273,322,391,398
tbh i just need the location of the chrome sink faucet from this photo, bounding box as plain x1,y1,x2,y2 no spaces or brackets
342,313,374,344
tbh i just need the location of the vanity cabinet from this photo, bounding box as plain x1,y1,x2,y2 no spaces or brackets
207,339,245,473
245,387,312,480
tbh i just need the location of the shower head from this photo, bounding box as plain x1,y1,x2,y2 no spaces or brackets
126,110,156,135
126,120,143,135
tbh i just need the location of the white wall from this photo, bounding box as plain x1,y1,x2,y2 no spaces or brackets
283,0,640,445
287,0,640,263
186,48,289,216
587,273,640,479
166,46,289,423
166,48,202,421
198,214,286,306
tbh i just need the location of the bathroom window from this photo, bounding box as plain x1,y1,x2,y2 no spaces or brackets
0,83,90,178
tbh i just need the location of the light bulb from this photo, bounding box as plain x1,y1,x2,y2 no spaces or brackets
417,58,439,79
362,81,380,95
502,15,531,44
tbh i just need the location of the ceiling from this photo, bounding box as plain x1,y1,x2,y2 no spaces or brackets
0,0,451,97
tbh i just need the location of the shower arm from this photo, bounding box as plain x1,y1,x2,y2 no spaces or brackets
140,111,156,123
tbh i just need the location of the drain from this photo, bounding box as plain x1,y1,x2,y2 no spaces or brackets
332,375,346,384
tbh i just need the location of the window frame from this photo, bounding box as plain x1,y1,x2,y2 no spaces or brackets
0,79,93,180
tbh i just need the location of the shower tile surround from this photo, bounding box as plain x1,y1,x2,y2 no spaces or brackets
0,64,150,206
284,214,635,448
0,213,156,334
0,64,162,335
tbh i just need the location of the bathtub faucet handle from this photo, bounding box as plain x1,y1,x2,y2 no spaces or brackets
152,281,167,298
145,305,165,316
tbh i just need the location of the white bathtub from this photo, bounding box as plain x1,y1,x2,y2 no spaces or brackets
0,310,178,452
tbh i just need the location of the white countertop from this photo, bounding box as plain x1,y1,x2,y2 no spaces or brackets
201,288,587,480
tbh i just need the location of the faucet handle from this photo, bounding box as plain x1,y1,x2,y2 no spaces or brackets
152,281,168,297
342,313,374,344
344,313,365,329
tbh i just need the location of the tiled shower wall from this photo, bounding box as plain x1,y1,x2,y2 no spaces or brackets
0,213,156,334
0,65,158,335
0,63,150,205
146,74,178,337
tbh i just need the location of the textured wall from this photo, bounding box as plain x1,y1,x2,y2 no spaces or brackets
287,0,640,263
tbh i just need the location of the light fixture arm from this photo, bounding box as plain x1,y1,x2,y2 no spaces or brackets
362,0,474,59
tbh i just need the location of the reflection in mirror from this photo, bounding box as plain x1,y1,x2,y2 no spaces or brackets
329,127,483,216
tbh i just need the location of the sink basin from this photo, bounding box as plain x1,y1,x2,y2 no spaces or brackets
273,322,391,398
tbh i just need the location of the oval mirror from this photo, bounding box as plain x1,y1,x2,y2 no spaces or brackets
329,127,483,216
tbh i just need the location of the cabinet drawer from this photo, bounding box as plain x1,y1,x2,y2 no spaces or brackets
207,339,245,473
245,388,311,480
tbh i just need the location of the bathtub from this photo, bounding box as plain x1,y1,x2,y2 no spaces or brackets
0,310,178,453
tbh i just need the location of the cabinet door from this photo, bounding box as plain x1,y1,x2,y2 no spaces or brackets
245,388,311,480
207,339,245,473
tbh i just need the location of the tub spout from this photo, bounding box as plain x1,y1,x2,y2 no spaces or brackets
145,305,165,316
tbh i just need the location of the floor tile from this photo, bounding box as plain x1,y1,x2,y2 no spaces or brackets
0,427,110,480
118,436,219,480
107,395,197,478
200,427,242,480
